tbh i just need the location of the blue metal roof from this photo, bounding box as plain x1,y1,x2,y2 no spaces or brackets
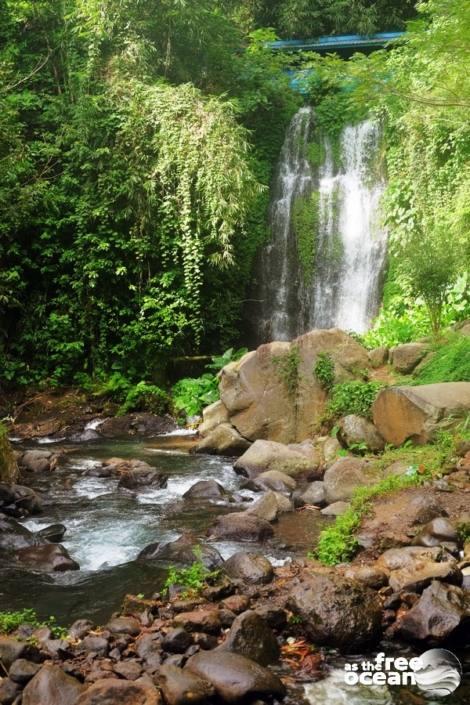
269,31,404,53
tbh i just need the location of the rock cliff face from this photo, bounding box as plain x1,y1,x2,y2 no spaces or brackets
197,328,369,451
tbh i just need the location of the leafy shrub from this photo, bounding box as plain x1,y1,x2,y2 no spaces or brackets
172,374,219,418
313,352,335,390
163,551,220,598
413,334,470,384
326,381,383,420
172,347,247,417
0,609,66,638
118,382,170,416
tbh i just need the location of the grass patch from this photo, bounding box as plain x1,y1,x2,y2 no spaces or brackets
0,609,67,638
325,381,383,421
315,471,428,565
163,551,220,598
414,333,470,384
273,345,301,401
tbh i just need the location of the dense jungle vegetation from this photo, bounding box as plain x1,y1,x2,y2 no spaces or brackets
0,0,468,401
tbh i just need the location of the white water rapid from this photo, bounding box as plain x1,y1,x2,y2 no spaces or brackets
250,107,387,343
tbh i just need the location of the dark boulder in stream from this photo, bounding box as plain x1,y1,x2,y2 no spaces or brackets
137,534,224,570
0,516,40,551
287,571,382,650
207,512,273,542
15,543,79,572
183,479,227,500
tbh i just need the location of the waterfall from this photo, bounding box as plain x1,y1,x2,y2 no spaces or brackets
249,107,387,343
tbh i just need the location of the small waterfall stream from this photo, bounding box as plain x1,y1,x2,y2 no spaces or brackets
250,106,387,343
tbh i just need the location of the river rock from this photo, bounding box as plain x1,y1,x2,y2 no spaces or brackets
323,457,378,503
19,450,60,473
287,572,382,650
372,383,470,446
137,534,224,570
186,651,285,703
234,440,320,479
321,436,342,464
398,581,468,642
343,565,388,589
220,611,279,666
106,616,141,636
36,523,66,543
412,517,458,548
198,401,229,438
9,659,41,684
77,678,161,705
183,480,227,501
194,423,251,456
207,513,273,541
294,481,326,507
98,413,175,438
22,665,84,705
69,619,94,640
245,470,297,493
173,609,221,635
0,638,28,669
218,329,369,444
321,501,350,516
0,516,40,551
245,491,292,522
0,677,21,704
15,543,79,571
10,484,43,515
159,664,214,705
224,552,273,584
390,343,428,374
338,415,385,452
368,346,388,368
162,628,193,654
376,546,461,592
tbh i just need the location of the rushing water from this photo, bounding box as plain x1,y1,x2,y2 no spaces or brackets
250,107,387,343
0,439,315,624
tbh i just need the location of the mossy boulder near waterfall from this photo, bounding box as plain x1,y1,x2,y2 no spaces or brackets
195,328,369,450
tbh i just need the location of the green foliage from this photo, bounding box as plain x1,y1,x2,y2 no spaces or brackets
307,140,325,168
172,374,219,418
316,470,427,564
118,382,169,416
326,381,383,420
292,191,319,281
0,609,67,638
313,352,335,391
171,347,247,417
273,345,301,400
414,334,470,385
163,550,220,598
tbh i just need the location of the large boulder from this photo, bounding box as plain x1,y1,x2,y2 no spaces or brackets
183,480,227,501
19,450,60,473
219,329,369,444
375,546,461,592
207,513,273,542
390,343,428,374
338,415,385,452
77,678,161,705
22,665,84,705
244,470,297,494
287,572,382,650
137,534,223,570
0,516,40,551
323,457,378,504
14,543,79,572
198,401,229,438
194,424,251,456
159,664,214,705
245,491,292,522
186,651,285,704
372,383,470,446
223,552,274,585
398,581,469,642
234,440,321,478
220,610,280,666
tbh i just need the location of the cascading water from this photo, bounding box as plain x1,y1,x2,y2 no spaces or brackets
312,120,387,333
252,106,315,342
250,107,387,343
